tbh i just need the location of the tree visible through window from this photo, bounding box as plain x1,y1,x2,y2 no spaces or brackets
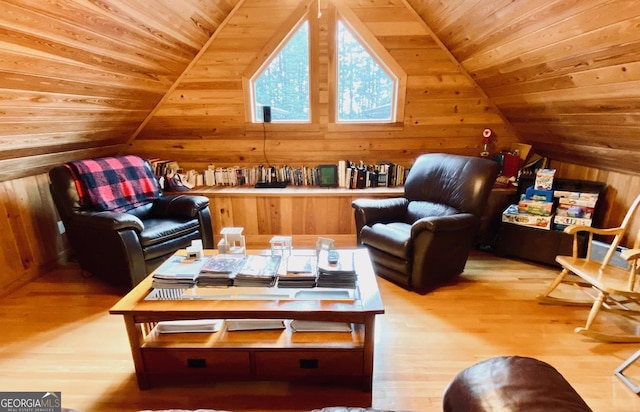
247,7,403,124
336,21,394,122
253,21,310,122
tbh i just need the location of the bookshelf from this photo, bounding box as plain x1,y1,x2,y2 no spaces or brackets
149,159,409,190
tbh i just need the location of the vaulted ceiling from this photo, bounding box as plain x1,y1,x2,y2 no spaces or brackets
409,0,640,175
1,0,639,181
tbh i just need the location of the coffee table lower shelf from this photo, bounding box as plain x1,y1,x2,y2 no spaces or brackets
136,323,370,390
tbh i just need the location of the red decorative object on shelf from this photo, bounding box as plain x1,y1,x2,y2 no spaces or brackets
481,128,493,157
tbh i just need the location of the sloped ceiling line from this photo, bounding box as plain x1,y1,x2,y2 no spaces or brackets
120,0,247,150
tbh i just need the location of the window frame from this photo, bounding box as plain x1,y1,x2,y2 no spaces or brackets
243,0,405,127
328,1,406,126
242,1,318,125
334,19,397,123
249,19,312,124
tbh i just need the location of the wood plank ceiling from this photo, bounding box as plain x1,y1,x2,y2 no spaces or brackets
0,0,238,181
408,0,640,175
1,0,640,181
126,0,520,172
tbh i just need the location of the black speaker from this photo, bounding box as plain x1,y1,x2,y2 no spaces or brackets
262,106,271,123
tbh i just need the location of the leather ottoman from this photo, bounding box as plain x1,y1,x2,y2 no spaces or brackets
442,356,592,412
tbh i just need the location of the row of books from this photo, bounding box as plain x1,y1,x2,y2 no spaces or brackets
147,158,408,189
339,160,407,189
149,159,180,179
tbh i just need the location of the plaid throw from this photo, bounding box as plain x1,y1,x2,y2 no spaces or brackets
66,155,161,212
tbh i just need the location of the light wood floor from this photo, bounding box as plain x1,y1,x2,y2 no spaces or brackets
1,250,639,412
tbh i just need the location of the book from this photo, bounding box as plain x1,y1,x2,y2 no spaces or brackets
317,250,356,274
198,254,247,286
317,250,357,288
156,319,223,334
225,319,286,331
237,255,281,277
199,254,246,274
276,271,317,288
286,255,316,274
290,320,352,332
235,255,281,287
151,255,205,288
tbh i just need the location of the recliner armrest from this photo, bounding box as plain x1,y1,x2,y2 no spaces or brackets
151,195,210,218
72,211,144,232
411,213,478,235
352,197,408,225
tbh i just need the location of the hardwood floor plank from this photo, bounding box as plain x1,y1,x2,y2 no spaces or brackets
0,251,639,412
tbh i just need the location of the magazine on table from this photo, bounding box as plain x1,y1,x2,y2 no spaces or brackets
199,254,247,274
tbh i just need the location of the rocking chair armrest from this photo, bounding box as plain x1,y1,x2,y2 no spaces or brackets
620,248,640,262
563,225,624,237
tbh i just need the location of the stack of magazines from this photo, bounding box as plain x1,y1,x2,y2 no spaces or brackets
233,255,281,287
151,255,204,288
316,250,357,288
277,255,317,288
197,254,246,287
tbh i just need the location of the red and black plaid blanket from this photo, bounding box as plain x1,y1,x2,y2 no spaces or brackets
66,155,160,212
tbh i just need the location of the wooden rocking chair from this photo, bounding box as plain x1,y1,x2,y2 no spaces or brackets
538,194,640,343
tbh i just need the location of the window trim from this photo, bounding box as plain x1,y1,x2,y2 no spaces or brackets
242,0,406,126
328,1,406,125
242,1,318,124
252,20,311,123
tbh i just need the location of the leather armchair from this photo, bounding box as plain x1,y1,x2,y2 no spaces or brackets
49,159,213,289
352,153,499,293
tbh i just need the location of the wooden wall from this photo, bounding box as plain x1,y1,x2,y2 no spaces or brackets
127,0,519,171
0,0,237,182
2,0,640,293
3,0,640,182
409,0,640,176
0,175,66,295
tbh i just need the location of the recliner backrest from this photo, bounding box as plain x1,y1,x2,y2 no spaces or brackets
404,153,500,218
49,164,158,221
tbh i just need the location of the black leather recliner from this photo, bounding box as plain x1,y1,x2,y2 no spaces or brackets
352,153,499,294
49,157,214,289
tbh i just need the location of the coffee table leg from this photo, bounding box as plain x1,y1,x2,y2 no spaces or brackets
362,314,375,392
122,316,150,389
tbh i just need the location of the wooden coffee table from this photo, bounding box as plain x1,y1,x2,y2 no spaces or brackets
110,248,384,391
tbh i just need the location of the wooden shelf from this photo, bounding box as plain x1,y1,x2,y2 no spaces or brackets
142,322,365,349
190,185,404,197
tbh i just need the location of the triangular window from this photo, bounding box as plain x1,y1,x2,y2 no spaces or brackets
336,20,395,122
245,1,405,125
251,21,310,122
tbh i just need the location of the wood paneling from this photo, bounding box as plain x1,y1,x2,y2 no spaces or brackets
408,0,640,176
0,173,66,296
195,186,405,248
0,0,237,182
127,0,519,171
2,0,640,295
